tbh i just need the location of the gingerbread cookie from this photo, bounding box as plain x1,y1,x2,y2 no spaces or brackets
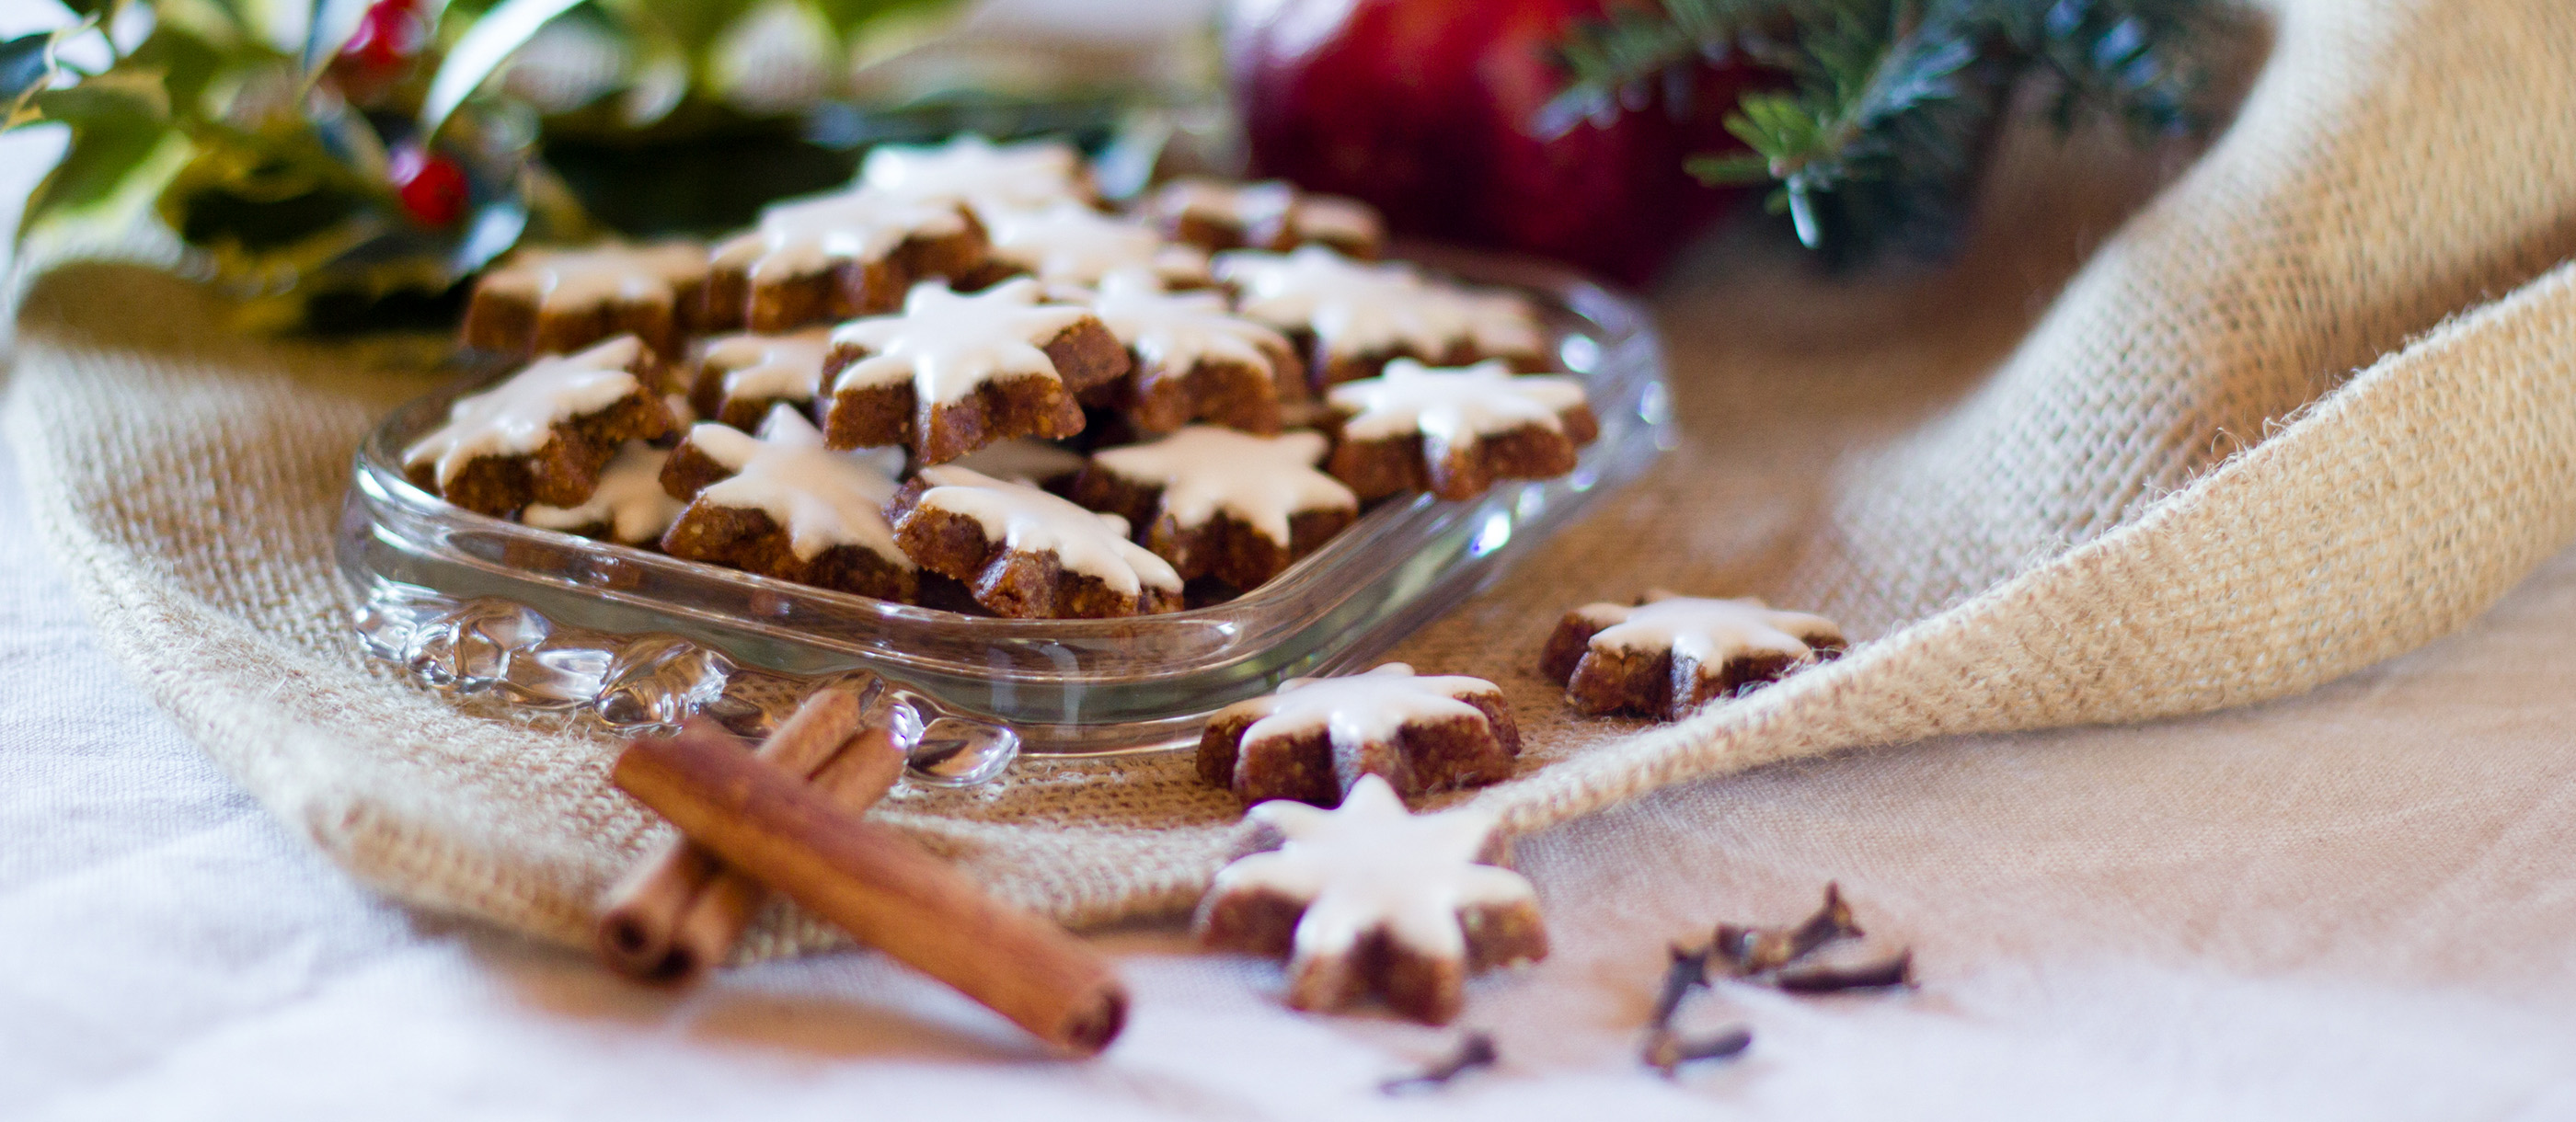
820,279,1131,464
706,189,987,332
656,406,916,601
1195,773,1547,1025
463,241,712,358
1197,662,1520,807
1145,177,1386,258
1083,269,1296,434
858,133,1094,218
402,336,677,518
889,464,1183,618
1072,427,1356,590
690,328,834,429
975,201,1211,291
521,441,686,546
1214,246,1547,387
1542,593,1846,720
1324,359,1596,501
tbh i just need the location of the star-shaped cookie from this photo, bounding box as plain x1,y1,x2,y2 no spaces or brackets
464,240,711,357
889,464,1184,619
821,279,1131,463
1195,773,1548,1025
402,336,676,518
1197,662,1520,807
1072,426,1357,590
656,406,916,601
521,440,685,545
1323,359,1596,500
1541,592,1846,720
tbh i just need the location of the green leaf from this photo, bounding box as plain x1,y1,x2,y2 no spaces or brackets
419,0,592,138
30,66,171,126
301,0,379,74
125,25,226,116
19,103,175,240
1685,151,1772,184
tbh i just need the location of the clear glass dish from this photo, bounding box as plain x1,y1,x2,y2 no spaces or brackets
338,249,1673,767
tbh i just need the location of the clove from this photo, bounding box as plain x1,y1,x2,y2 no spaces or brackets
1644,1025,1754,1076
1379,1031,1500,1094
1771,949,1915,994
1645,942,1712,1036
1711,882,1863,976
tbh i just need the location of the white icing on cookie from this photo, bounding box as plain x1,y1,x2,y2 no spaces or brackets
828,280,1092,405
1220,662,1499,754
912,464,1181,596
687,406,910,564
950,439,1087,486
1086,269,1291,379
711,188,971,283
859,133,1088,217
478,241,707,314
1149,177,1383,248
1088,427,1354,544
522,441,684,544
403,337,650,487
1213,773,1535,963
702,328,834,404
984,201,1209,288
1216,246,1543,361
1328,359,1588,443
1580,594,1844,667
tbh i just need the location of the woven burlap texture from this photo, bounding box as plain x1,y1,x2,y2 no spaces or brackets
7,0,2575,956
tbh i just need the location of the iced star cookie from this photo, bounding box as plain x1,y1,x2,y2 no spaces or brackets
521,441,686,546
1071,427,1357,590
1197,662,1521,807
1323,359,1597,501
858,133,1095,219
1213,246,1547,388
1082,269,1297,434
402,336,678,518
706,188,988,332
689,328,834,429
1144,177,1386,258
656,406,916,601
820,279,1131,464
972,201,1212,292
1194,773,1547,1025
464,241,712,358
1542,593,1846,720
888,464,1183,618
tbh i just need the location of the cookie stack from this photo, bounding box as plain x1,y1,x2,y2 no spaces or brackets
404,135,1600,619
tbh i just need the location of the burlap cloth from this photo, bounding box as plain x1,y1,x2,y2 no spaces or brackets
7,0,2573,959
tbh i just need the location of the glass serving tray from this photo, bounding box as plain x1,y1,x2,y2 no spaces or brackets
339,250,1672,773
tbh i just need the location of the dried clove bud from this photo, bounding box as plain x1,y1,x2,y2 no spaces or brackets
1711,882,1864,976
1645,942,1711,1036
1644,1025,1754,1076
1379,1031,1501,1094
1771,949,1915,994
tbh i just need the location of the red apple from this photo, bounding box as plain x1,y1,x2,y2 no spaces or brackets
1227,0,1757,283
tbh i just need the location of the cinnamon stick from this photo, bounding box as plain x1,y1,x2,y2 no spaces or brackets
613,724,1128,1055
596,689,879,980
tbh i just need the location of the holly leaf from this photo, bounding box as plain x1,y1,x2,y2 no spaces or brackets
420,0,592,138
5,27,81,128
18,85,175,242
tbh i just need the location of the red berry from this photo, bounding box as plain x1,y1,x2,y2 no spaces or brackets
390,144,468,228
342,0,427,73
1228,0,1760,282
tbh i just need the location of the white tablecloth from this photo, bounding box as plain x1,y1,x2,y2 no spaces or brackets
7,421,2576,1119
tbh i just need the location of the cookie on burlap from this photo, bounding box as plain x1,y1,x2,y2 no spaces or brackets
820,279,1131,464
1144,177,1386,258
1195,773,1547,1025
462,241,711,359
1213,246,1547,388
706,189,988,332
1070,426,1356,590
520,441,685,546
888,464,1184,618
1083,269,1297,434
1322,359,1596,501
970,201,1212,292
689,328,834,429
1542,593,1847,721
656,406,916,601
402,336,677,518
1197,662,1520,807
858,132,1096,218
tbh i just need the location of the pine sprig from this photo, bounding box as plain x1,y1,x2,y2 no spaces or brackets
1552,0,2229,265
